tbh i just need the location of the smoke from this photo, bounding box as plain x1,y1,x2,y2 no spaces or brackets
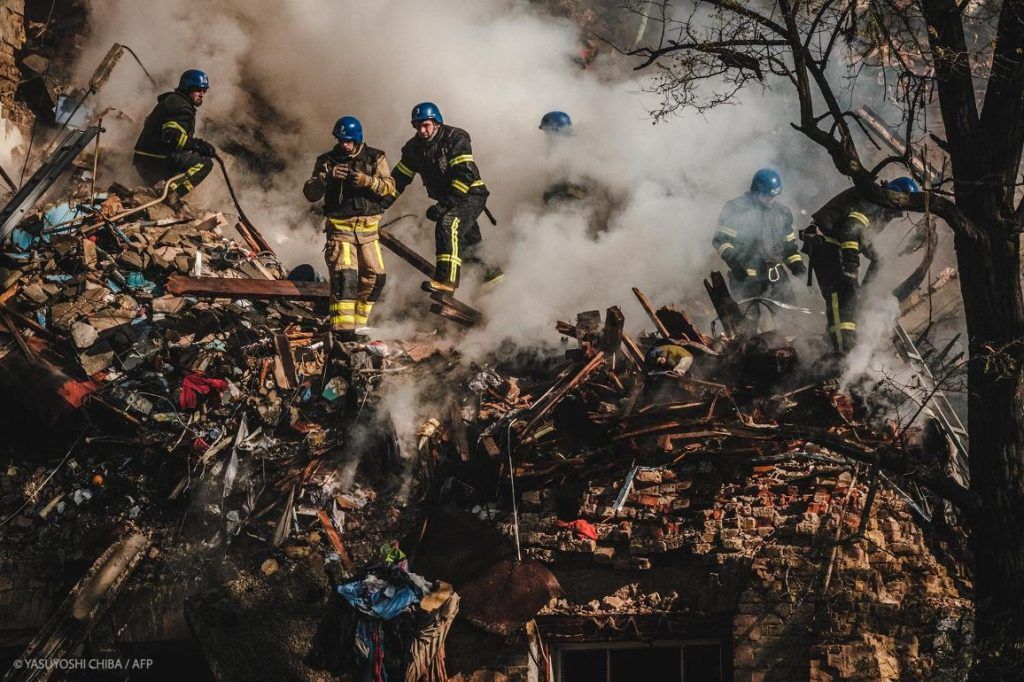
74,0,844,345
65,0,945,397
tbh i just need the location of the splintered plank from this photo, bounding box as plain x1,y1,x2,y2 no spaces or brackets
704,271,745,335
272,332,297,389
655,305,707,344
379,227,483,326
429,300,478,327
429,291,482,324
522,350,606,436
317,509,354,571
602,306,625,353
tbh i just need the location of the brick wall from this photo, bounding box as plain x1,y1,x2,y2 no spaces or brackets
466,455,973,681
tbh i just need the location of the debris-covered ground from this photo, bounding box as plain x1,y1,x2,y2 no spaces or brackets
0,2,977,678
0,164,973,680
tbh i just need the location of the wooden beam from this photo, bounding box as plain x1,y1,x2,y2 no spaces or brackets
602,306,625,354
317,509,354,571
166,275,328,301
272,332,297,389
2,313,37,364
378,227,434,278
522,351,606,436
631,287,672,338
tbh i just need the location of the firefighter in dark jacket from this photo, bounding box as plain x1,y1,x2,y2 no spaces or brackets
303,116,396,342
133,69,215,202
803,176,920,354
382,102,492,293
713,169,805,320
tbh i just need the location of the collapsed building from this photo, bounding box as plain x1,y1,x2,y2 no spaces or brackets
0,2,977,681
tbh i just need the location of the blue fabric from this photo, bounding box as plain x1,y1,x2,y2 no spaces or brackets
337,580,420,621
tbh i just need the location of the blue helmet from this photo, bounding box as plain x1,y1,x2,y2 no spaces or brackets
540,111,572,134
411,102,443,125
177,69,209,92
884,176,921,193
750,168,782,196
333,116,363,143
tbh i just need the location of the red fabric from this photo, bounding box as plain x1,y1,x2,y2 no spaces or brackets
555,519,598,541
179,372,228,409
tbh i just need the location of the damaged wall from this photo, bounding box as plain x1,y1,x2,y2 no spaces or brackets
454,460,971,681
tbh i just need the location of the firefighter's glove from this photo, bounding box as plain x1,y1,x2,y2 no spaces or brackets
331,164,351,181
729,262,749,281
351,169,373,189
425,204,444,221
789,260,807,276
192,138,216,158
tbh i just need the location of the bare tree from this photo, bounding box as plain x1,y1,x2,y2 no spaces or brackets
621,0,1024,677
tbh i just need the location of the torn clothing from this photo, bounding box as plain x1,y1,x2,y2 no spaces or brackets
713,191,802,284
304,143,395,237
432,194,485,288
386,125,489,211
404,593,459,682
325,235,386,333
133,149,214,197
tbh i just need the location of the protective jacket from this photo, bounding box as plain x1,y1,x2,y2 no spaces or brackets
808,188,884,284
387,125,489,209
805,187,891,354
134,90,203,159
713,191,801,281
303,143,395,244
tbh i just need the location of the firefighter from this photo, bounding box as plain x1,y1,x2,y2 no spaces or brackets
383,102,494,293
803,176,920,354
303,116,395,343
712,169,805,324
133,69,215,204
538,111,618,239
539,110,588,204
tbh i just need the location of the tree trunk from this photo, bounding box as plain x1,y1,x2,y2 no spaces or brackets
954,227,1024,680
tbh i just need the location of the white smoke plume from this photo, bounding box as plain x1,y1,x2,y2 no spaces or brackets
62,0,941,394
73,0,853,346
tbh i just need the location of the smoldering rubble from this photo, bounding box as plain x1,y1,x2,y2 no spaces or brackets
0,156,972,680
0,2,976,681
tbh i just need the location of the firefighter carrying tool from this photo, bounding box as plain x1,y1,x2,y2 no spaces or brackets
802,177,920,354
304,116,396,343
382,102,499,293
712,169,804,328
132,69,215,204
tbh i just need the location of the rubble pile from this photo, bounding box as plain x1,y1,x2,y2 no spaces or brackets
404,288,973,680
0,184,973,678
0,179,454,623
